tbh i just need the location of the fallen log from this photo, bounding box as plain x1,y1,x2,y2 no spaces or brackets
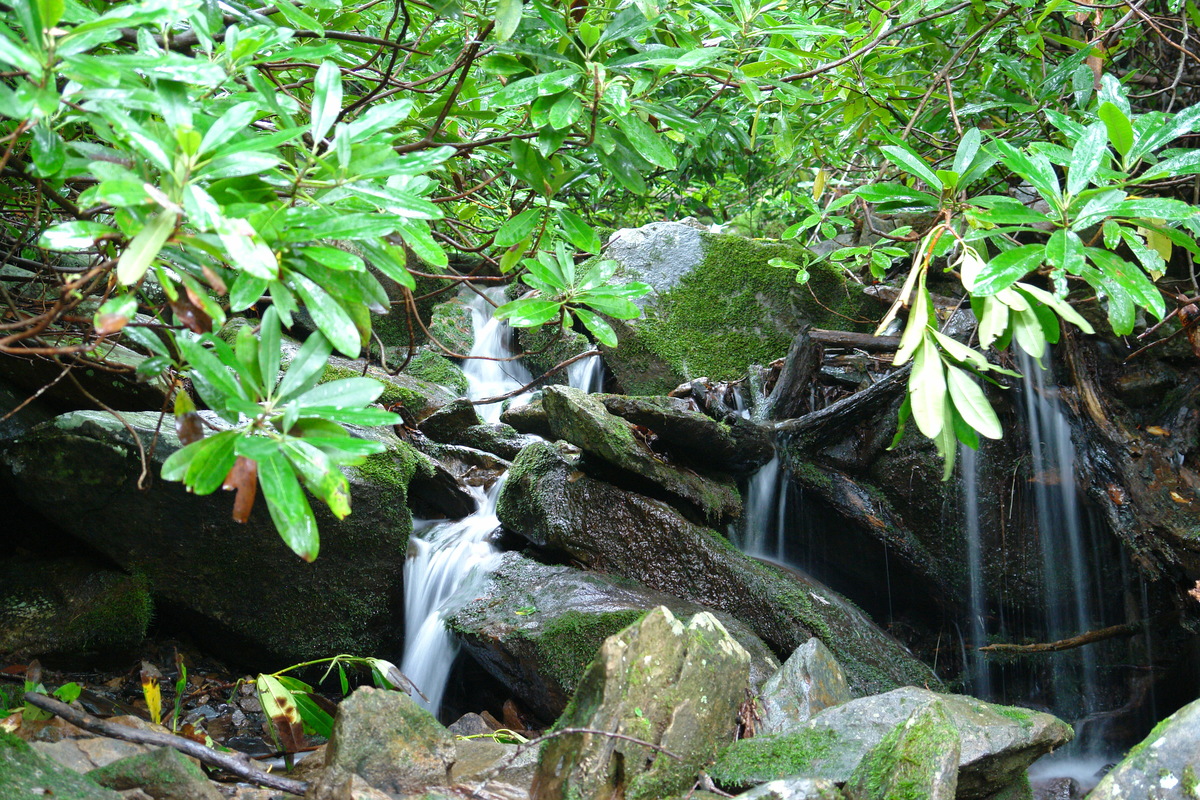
22,692,307,796
809,329,901,352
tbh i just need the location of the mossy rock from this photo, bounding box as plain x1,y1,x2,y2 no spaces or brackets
319,357,455,420
405,350,468,396
88,746,221,800
514,324,591,384
844,701,961,800
0,730,123,799
710,729,844,792
602,222,874,395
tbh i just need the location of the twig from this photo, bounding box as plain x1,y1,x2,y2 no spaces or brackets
22,693,308,796
469,350,600,407
978,614,1170,654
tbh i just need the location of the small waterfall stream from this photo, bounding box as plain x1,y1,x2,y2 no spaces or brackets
959,444,991,700
401,288,599,714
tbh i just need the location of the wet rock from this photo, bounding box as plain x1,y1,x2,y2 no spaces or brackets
0,375,55,441
419,399,540,460
455,424,542,461
843,701,960,800
447,552,779,721
0,730,124,799
541,385,741,521
319,354,456,420
404,350,469,396
420,399,483,441
88,747,221,800
598,393,773,473
988,774,1035,800
531,607,751,800
731,778,844,799
412,440,510,492
514,325,592,386
500,398,553,440
448,713,495,737
1030,776,1080,799
1087,696,1200,800
600,222,873,395
450,736,538,789
322,686,454,795
497,441,938,696
758,638,852,735
32,737,153,774
0,557,151,658
710,688,1071,798
0,411,416,668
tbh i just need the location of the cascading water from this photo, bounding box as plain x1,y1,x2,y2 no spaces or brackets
959,445,991,700
738,455,788,562
401,288,602,713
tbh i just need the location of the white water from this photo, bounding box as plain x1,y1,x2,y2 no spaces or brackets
463,289,533,423
566,352,603,393
739,455,788,562
959,445,991,699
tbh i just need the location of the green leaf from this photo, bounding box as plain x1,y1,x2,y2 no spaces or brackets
281,439,351,519
971,244,1045,296
1066,123,1108,196
945,365,1002,439
345,100,415,142
557,210,602,253
302,246,365,272
1014,282,1095,334
1098,102,1133,158
494,298,562,327
615,115,677,170
880,145,942,191
183,429,240,495
393,219,447,269
199,101,258,155
292,377,384,411
1085,247,1166,320
909,336,946,438
215,215,279,280
1044,229,1084,276
288,272,361,358
574,306,616,347
259,307,282,395
952,128,983,177
853,183,940,208
311,61,343,143
162,438,206,482
495,209,543,247
257,451,320,561
273,0,323,33
977,294,1009,351
117,211,175,285
494,0,523,41
38,221,116,250
1011,307,1046,359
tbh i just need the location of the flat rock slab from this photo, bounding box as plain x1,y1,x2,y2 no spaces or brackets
448,551,779,721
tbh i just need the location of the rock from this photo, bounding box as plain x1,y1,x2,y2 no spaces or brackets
497,441,938,696
600,222,873,395
1087,696,1200,800
0,375,55,442
412,440,510,491
598,393,773,473
420,399,483,441
306,767,397,800
447,552,780,721
710,688,1072,798
731,778,844,799
450,737,538,788
500,397,554,440
0,411,417,668
418,399,540,460
319,355,455,420
541,385,741,521
1030,776,1079,799
455,424,542,461
448,713,495,737
88,747,221,800
514,325,592,386
843,701,961,800
532,607,751,800
0,730,124,799
405,351,469,396
32,737,153,773
0,557,151,658
323,686,455,795
758,639,852,735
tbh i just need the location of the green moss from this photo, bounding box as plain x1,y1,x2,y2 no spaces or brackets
848,703,960,800
426,300,475,354
709,729,839,791
614,232,871,394
0,731,120,799
318,363,443,412
352,439,433,501
535,610,646,693
405,350,468,394
63,572,152,652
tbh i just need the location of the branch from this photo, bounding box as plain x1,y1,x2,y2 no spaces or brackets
977,614,1170,654
22,693,308,796
470,350,601,407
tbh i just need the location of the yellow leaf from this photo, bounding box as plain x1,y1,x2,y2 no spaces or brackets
140,661,162,726
813,168,828,201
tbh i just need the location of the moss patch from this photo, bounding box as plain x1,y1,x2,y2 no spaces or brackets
535,609,646,694
405,350,468,395
0,731,122,799
709,729,839,791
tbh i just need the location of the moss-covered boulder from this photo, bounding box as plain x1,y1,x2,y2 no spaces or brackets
319,355,456,420
323,686,455,795
541,385,741,521
0,410,419,668
711,688,1071,798
532,607,751,800
497,441,938,696
844,701,960,800
447,552,779,722
1088,696,1200,800
88,746,221,800
601,221,873,395
0,730,123,800
0,557,150,659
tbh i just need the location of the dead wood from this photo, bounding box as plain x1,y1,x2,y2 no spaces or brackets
775,364,910,449
766,326,823,420
22,692,308,796
978,614,1171,654
809,329,901,352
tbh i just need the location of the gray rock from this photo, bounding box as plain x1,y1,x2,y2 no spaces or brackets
0,411,416,668
88,747,222,800
324,686,455,795
0,730,123,799
541,385,741,520
598,393,773,473
0,557,150,658
759,638,852,734
844,701,960,800
0,375,55,442
531,607,751,800
419,398,483,442
732,778,844,799
1030,776,1079,799
500,397,553,440
1088,696,1200,800
447,552,779,721
711,688,1071,798
448,713,495,737
497,441,938,696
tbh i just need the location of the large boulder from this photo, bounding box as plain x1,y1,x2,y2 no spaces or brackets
87,747,222,800
600,222,873,395
447,552,780,722
541,386,741,521
843,701,960,800
497,441,938,696
711,687,1072,798
531,607,751,800
758,638,852,734
1087,696,1200,800
0,410,421,667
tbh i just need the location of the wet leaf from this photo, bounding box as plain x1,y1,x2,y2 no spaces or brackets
222,455,259,523
140,661,162,725
256,673,306,754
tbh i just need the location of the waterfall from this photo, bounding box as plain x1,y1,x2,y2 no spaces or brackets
738,455,788,562
1017,348,1101,736
566,352,603,393
400,287,530,713
959,445,991,699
